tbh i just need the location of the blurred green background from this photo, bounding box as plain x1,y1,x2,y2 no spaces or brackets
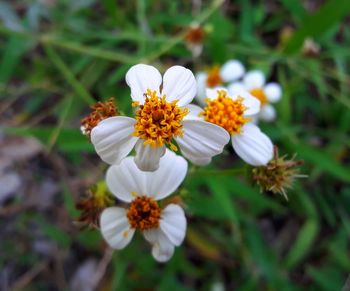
1,0,350,290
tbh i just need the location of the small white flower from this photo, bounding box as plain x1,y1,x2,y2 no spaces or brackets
189,88,273,166
195,60,245,105
228,70,282,122
184,22,205,58
100,150,187,263
91,64,230,171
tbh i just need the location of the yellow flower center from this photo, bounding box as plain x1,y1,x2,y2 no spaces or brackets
206,66,223,87
200,90,250,135
127,196,161,230
250,88,267,107
133,89,188,150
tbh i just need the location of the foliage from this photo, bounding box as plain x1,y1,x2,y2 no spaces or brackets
1,0,349,290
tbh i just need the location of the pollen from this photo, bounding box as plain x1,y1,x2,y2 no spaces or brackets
250,88,267,107
133,89,188,149
81,98,118,138
206,66,223,87
200,90,250,135
127,196,161,230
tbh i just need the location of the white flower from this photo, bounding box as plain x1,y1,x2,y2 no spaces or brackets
228,70,282,122
188,88,273,166
91,64,230,171
100,150,187,263
195,60,245,105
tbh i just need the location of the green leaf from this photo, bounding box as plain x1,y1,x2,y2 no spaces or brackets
0,36,29,84
293,143,350,183
284,0,350,53
4,126,93,153
44,45,95,105
207,177,239,223
285,219,319,269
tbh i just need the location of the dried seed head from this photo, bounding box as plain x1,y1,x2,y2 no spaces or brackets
80,98,118,139
75,181,114,229
251,147,306,201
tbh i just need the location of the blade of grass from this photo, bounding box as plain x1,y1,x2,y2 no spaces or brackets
47,95,73,152
284,219,319,269
43,44,95,106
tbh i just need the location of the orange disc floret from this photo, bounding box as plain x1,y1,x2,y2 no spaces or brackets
127,196,161,230
250,88,267,107
206,66,223,87
200,90,250,135
133,89,188,150
81,98,118,138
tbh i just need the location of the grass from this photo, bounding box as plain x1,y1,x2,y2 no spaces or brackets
0,0,350,290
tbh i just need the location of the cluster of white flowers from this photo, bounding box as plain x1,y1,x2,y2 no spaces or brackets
86,63,280,262
196,60,282,122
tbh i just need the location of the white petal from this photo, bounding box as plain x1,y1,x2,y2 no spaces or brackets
175,120,230,164
232,123,273,166
184,104,204,121
100,207,135,249
160,204,186,246
243,70,266,90
264,82,282,103
125,64,162,104
187,156,212,165
195,72,207,106
106,157,147,202
107,150,187,202
145,229,175,263
134,140,166,172
162,66,196,107
91,116,138,165
238,91,261,116
147,150,188,200
205,87,227,101
259,104,276,122
143,228,159,244
152,233,175,262
227,82,246,95
220,60,245,82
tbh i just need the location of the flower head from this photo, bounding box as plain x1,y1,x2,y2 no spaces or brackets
81,98,118,138
75,181,114,229
185,22,205,57
100,150,187,262
91,64,230,171
228,70,282,122
133,89,188,151
185,23,205,45
189,88,273,166
251,147,306,200
196,60,245,105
